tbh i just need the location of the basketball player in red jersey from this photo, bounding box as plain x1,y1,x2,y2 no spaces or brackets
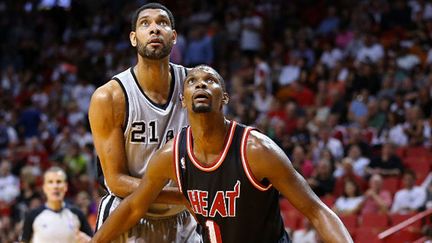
91,65,353,243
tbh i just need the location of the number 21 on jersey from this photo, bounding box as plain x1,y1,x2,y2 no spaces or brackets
130,120,174,144
206,220,222,243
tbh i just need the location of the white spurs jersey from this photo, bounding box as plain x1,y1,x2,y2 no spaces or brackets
113,63,188,179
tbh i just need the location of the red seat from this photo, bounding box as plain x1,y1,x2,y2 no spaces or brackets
384,230,421,243
320,195,335,208
381,177,401,196
355,227,382,243
279,198,295,211
280,208,302,231
403,158,430,184
395,147,406,158
390,213,422,229
361,213,389,229
405,146,432,158
339,214,358,235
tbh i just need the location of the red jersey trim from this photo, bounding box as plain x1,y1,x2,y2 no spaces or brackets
240,127,272,191
187,121,237,172
173,134,183,193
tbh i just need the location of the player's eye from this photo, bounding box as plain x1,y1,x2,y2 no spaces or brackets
141,21,149,26
206,78,216,84
160,20,168,26
186,79,195,85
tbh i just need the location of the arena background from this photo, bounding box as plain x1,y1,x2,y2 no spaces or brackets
1,0,432,242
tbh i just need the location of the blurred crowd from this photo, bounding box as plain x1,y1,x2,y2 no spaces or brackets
1,0,432,242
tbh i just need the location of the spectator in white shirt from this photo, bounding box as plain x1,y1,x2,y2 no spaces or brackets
317,125,344,161
333,179,364,215
391,170,427,214
355,33,384,65
292,218,319,243
254,54,272,92
0,159,20,204
320,41,344,69
253,85,274,119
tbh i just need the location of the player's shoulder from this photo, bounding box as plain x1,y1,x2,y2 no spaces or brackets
91,79,125,107
246,129,275,153
65,203,86,217
24,205,46,220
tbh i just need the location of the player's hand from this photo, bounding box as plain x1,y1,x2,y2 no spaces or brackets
76,230,92,243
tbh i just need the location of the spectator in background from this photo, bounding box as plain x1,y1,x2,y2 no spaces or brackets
403,105,428,146
333,179,364,216
320,40,344,69
253,84,274,120
367,98,386,131
316,6,340,36
240,6,263,57
16,99,41,141
366,142,404,177
0,116,18,157
361,174,392,215
381,112,409,147
184,25,213,66
290,145,314,179
391,170,427,214
316,125,344,161
333,158,366,198
0,160,20,205
345,144,370,178
71,79,95,114
253,53,272,93
292,218,319,243
307,159,336,197
354,33,384,65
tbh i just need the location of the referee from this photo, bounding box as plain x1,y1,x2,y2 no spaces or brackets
20,167,93,243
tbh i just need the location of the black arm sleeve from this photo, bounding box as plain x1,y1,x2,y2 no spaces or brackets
70,207,94,236
21,207,43,242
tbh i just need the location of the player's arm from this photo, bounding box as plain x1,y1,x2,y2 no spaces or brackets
91,140,176,243
89,81,141,198
246,130,353,243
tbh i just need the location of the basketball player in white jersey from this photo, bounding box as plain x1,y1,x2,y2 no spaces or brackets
88,3,200,242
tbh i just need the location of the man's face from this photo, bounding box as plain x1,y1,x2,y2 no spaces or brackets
43,171,67,203
182,67,227,114
131,8,176,60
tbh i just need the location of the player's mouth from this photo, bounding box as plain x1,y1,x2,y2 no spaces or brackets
193,91,211,103
148,38,164,47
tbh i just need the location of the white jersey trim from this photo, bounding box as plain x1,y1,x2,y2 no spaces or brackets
240,127,272,191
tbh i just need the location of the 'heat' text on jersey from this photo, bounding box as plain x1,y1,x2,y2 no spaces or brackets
187,181,240,217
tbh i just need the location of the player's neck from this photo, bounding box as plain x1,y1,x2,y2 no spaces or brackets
46,200,64,211
190,115,230,158
134,57,171,95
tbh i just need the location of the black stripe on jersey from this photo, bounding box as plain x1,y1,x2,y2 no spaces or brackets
112,77,129,132
94,194,107,231
102,195,115,224
129,65,175,110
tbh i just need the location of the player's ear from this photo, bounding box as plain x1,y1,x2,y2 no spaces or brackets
172,29,177,45
180,93,186,107
130,31,137,47
222,92,229,105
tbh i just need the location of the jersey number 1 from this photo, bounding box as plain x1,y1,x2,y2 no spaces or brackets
205,220,222,243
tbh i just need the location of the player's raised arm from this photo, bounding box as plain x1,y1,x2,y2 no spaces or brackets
246,130,353,243
89,81,141,198
91,140,176,242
